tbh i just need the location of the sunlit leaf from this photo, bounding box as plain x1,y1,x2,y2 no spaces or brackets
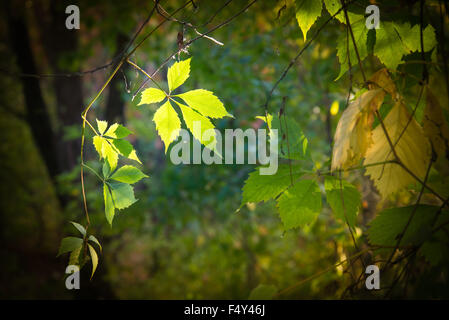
138,87,166,105
167,58,191,92
174,100,217,150
177,89,229,119
153,100,181,152
110,182,137,210
88,243,98,280
295,0,323,41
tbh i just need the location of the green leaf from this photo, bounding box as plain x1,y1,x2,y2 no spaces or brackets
367,205,449,247
167,58,191,92
394,23,436,53
110,182,137,210
248,284,277,300
176,89,229,119
115,125,132,139
276,179,322,230
58,237,83,257
175,100,217,150
374,22,408,70
112,139,133,157
324,176,361,227
336,15,368,79
103,184,115,225
105,124,132,139
271,114,309,160
96,119,108,135
138,87,166,105
241,164,303,206
88,235,102,253
102,161,111,179
295,0,323,41
69,221,86,236
88,244,98,280
153,100,181,152
419,240,447,266
110,165,148,184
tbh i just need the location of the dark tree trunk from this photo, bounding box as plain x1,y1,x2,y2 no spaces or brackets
5,2,61,180
105,34,130,124
34,0,84,172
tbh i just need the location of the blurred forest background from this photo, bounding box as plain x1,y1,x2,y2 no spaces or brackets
1,0,448,299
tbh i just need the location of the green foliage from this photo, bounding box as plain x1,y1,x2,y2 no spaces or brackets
295,0,323,41
336,15,367,79
241,164,303,206
324,176,360,227
277,179,322,230
367,205,448,247
139,58,230,153
110,165,148,184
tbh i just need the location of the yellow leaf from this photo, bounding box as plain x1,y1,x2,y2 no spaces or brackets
101,140,118,171
138,88,166,106
96,119,108,135
368,68,397,99
93,136,104,158
104,123,119,138
174,100,217,151
332,89,382,170
167,58,191,92
364,102,431,198
153,100,181,152
88,244,98,280
128,150,142,164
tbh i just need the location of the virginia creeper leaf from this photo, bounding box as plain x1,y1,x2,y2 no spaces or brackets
167,58,191,92
110,165,148,184
88,243,98,280
153,100,181,152
110,182,137,210
138,87,166,105
176,89,229,119
103,184,115,225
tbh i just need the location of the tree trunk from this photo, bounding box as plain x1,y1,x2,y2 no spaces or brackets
34,0,84,172
5,2,61,180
